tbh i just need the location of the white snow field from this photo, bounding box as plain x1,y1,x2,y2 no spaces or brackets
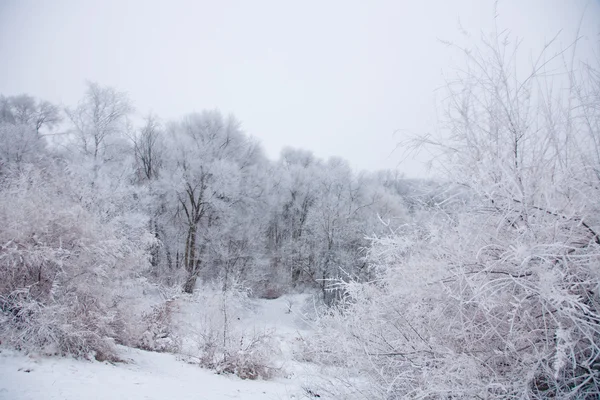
0,294,326,400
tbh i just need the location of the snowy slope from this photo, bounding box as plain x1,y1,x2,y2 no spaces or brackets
0,346,303,400
0,294,324,400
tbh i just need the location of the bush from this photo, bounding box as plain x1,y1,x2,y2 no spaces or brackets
159,280,279,380
310,29,600,399
0,165,153,360
139,299,180,353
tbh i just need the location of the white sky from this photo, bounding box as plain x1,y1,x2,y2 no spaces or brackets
1,0,598,176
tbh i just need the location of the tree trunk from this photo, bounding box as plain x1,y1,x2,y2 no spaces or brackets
183,225,198,293
183,273,198,294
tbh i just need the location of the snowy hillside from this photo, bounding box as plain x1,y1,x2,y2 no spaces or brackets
0,295,326,400
1,347,296,400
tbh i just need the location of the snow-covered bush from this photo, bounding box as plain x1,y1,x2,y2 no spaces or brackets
191,281,278,379
310,30,600,399
139,298,180,353
157,279,279,380
0,164,154,360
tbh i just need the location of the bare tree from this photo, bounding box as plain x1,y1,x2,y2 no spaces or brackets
0,94,61,134
133,114,163,181
179,168,210,293
66,82,133,160
34,100,61,134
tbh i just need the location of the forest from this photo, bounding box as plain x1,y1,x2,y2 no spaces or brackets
1,30,599,399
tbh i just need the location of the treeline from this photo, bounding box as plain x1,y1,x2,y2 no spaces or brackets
0,85,423,358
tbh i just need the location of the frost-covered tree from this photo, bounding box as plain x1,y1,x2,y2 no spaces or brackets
66,82,133,161
0,124,45,167
156,111,266,293
0,94,61,134
0,94,61,171
263,149,409,299
132,114,163,182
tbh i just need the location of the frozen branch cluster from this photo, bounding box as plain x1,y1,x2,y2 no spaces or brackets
309,31,600,398
0,162,153,360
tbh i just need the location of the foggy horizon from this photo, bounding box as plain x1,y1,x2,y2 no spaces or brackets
1,0,598,177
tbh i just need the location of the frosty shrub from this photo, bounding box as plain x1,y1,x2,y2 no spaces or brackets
0,165,153,360
311,30,600,399
171,279,279,380
139,298,180,353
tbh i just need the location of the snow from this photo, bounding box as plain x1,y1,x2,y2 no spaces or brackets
0,346,307,400
0,294,322,400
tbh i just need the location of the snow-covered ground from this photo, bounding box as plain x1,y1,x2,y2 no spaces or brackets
0,294,326,400
0,346,301,400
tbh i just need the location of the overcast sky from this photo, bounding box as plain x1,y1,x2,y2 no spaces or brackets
1,0,598,176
